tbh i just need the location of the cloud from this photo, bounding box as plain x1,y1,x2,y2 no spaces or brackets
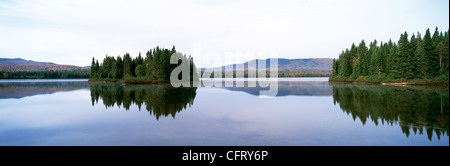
0,0,448,66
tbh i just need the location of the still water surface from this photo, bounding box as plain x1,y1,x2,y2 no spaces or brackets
0,78,448,145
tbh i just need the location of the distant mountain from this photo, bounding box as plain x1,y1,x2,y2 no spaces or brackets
204,58,333,71
0,58,89,72
0,58,55,65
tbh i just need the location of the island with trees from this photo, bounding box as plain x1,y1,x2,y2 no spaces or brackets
89,46,198,84
330,27,449,85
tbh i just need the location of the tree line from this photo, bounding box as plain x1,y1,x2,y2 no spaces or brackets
0,64,89,72
0,69,90,79
90,46,197,81
331,27,449,82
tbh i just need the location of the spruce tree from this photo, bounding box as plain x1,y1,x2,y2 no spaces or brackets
342,49,353,77
116,56,123,79
422,28,439,77
91,57,97,79
123,53,132,78
356,40,368,76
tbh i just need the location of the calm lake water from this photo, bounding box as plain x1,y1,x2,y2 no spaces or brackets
0,78,448,146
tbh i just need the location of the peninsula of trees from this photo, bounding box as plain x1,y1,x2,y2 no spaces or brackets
330,27,449,85
89,46,198,84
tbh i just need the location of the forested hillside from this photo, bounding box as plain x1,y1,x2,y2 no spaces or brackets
0,64,89,72
0,58,55,65
0,58,90,79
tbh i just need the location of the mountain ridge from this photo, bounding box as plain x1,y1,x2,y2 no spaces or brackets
0,58,89,72
0,58,56,65
204,58,333,71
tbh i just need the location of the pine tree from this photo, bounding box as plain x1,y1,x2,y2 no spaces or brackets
352,59,361,79
394,32,415,79
95,60,100,79
388,44,399,78
422,28,439,77
90,57,97,79
332,58,338,75
135,64,146,77
356,40,368,76
367,40,378,76
123,53,132,78
116,56,123,79
441,30,449,74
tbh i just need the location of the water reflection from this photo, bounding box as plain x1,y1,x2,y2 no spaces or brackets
330,83,449,141
89,83,197,120
1,79,447,144
0,81,89,99
221,81,332,96
200,80,332,96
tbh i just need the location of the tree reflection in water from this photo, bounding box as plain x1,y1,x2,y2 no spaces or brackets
331,83,449,141
90,83,197,120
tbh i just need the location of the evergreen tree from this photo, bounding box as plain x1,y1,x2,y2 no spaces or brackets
90,57,97,79
398,32,415,79
332,27,448,82
356,40,368,76
123,53,132,78
441,30,449,74
95,60,100,79
352,59,362,78
343,49,353,77
116,56,124,79
422,28,439,77
387,44,399,78
332,58,338,75
135,64,146,77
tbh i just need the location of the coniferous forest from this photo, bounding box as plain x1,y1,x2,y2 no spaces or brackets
0,69,90,79
330,27,449,85
89,46,198,83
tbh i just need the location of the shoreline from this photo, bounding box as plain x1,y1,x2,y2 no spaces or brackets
329,76,449,87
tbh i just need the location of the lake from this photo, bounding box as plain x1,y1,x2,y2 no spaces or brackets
0,78,448,146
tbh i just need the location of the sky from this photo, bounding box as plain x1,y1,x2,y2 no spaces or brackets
0,0,449,67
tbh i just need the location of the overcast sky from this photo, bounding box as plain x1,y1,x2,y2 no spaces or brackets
0,0,448,67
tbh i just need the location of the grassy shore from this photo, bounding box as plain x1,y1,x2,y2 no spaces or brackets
329,75,449,86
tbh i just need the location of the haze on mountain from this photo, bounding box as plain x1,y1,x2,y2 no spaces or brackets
205,58,333,71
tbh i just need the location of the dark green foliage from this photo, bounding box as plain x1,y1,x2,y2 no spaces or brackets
332,27,449,82
332,58,337,75
115,56,123,79
90,46,198,82
90,58,96,79
123,53,132,78
135,64,145,77
422,28,440,77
